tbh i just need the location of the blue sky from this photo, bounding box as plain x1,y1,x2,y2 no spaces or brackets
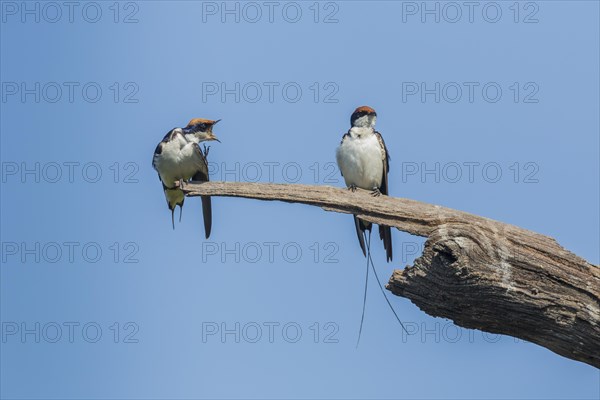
1,1,599,399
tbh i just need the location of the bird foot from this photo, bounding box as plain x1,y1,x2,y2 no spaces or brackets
371,188,382,197
175,179,185,189
348,185,357,192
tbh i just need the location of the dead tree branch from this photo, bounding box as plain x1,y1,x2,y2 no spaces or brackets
183,181,600,368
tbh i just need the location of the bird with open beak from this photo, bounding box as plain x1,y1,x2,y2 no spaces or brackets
152,118,221,237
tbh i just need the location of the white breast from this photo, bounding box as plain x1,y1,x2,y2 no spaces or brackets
336,131,383,190
154,136,204,186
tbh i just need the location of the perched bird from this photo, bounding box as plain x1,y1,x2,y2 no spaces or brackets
336,106,405,346
336,106,392,262
152,118,220,237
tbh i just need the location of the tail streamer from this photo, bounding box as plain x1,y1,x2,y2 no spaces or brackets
366,243,409,335
356,230,371,348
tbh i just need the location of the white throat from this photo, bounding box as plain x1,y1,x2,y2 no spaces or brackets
349,125,375,139
185,133,200,144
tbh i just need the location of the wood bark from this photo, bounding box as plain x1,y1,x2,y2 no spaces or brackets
183,181,600,368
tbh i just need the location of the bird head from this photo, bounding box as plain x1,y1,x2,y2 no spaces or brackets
183,118,221,143
350,106,377,128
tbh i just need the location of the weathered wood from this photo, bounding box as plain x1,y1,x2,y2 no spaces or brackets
183,181,600,368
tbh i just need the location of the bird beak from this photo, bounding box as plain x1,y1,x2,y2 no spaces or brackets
210,120,221,142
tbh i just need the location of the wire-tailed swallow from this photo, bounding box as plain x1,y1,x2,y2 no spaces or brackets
336,106,392,261
152,118,220,237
